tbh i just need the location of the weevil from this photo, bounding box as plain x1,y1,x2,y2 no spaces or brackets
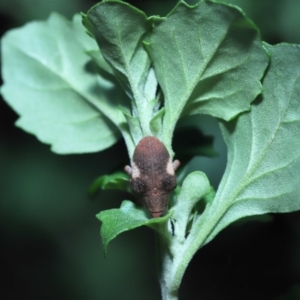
124,136,180,218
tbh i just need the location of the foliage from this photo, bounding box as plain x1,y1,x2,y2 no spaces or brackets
1,0,300,299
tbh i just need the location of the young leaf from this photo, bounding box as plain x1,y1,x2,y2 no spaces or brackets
150,108,165,137
145,1,269,147
85,49,114,75
206,43,300,243
120,108,143,146
164,44,300,295
171,171,210,241
97,200,172,255
1,13,129,154
88,171,131,197
83,1,157,136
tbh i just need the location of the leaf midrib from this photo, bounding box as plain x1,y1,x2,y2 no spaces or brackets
166,14,249,118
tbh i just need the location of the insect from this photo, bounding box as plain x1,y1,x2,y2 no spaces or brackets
124,136,180,218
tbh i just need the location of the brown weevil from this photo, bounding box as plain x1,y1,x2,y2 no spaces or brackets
124,136,180,218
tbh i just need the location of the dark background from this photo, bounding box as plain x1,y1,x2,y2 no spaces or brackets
1,0,300,299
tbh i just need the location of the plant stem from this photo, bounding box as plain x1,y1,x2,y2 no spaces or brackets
159,245,178,300
158,200,229,299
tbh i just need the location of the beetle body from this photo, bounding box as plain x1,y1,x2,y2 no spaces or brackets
125,136,180,218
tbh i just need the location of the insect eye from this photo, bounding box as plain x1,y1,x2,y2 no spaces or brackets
161,175,177,192
132,178,146,194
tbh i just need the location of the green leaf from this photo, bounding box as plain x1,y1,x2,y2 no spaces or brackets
150,108,165,137
145,1,269,148
119,108,143,146
85,49,114,75
1,13,130,154
206,43,300,243
162,44,300,295
83,1,158,137
88,171,131,197
171,171,210,241
231,214,274,227
97,200,173,255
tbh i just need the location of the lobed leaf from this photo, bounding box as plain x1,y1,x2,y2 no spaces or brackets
150,107,165,137
165,45,300,294
205,43,300,243
85,49,114,75
83,1,158,138
120,108,143,146
171,171,210,241
1,13,128,154
145,1,269,147
97,200,172,255
88,171,131,197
